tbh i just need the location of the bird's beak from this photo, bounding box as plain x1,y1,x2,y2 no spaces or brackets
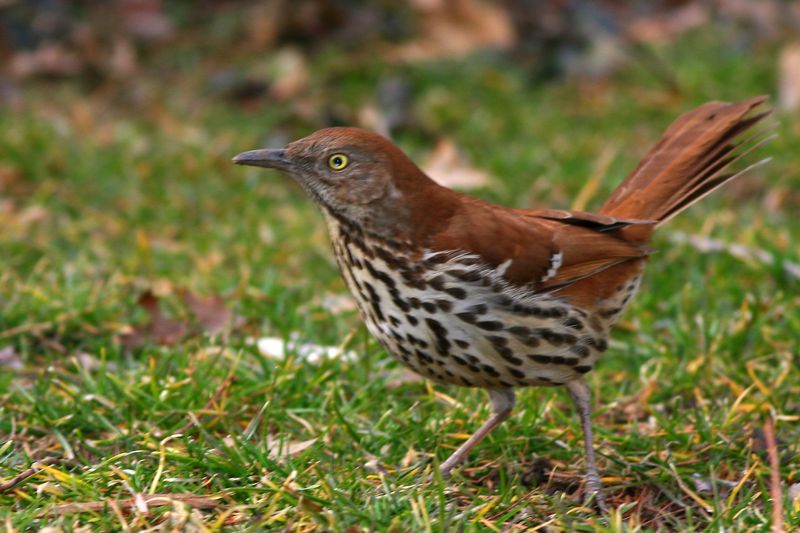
232,149,292,171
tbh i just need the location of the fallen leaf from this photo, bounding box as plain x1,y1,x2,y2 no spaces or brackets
117,0,174,42
180,290,230,335
422,138,492,189
391,0,514,62
270,47,309,101
381,368,425,388
121,291,187,349
627,3,709,44
9,44,83,79
317,293,357,314
779,43,800,112
266,436,317,461
401,446,420,468
691,473,736,496
789,482,800,505
0,345,23,369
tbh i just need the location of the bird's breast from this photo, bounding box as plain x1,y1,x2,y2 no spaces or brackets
324,217,615,388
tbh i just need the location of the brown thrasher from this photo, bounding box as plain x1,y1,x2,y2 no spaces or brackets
234,96,770,507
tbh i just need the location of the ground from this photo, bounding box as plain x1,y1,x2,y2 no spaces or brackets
1,17,799,532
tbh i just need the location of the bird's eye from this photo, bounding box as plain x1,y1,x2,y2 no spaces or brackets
328,153,349,171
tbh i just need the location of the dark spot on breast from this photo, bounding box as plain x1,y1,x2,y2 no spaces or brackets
445,287,467,299
487,335,508,347
396,344,411,357
406,314,419,326
428,275,447,291
523,336,541,348
389,315,401,327
469,304,488,315
363,282,384,321
454,339,470,349
425,318,451,355
422,302,437,313
507,367,525,379
575,365,593,374
494,295,513,307
415,349,434,365
408,297,421,309
561,334,578,345
599,307,622,318
374,246,403,270
508,326,529,338
456,312,476,324
436,299,453,312
391,295,411,313
406,333,428,348
570,345,590,358
529,354,552,364
564,317,583,330
447,269,482,283
502,353,523,366
540,330,563,345
452,355,468,366
481,364,500,377
476,320,503,331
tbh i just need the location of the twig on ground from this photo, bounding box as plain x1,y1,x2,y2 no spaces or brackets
176,369,236,434
49,493,221,514
764,416,785,533
0,457,63,493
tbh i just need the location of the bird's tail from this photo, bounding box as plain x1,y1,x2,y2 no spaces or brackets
600,96,772,229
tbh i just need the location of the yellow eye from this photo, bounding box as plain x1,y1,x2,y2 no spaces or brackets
328,153,349,171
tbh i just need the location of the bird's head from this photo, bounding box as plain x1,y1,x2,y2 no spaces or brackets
233,127,452,238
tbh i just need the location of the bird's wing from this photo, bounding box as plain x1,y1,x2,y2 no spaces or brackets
429,198,653,292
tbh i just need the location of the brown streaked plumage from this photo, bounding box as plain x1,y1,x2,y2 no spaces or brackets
233,96,771,508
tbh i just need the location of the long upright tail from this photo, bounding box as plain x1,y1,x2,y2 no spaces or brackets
600,96,772,227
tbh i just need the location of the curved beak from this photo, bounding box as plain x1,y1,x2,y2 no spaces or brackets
232,149,292,171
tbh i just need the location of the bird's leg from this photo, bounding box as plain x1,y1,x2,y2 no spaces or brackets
565,378,607,510
439,388,515,478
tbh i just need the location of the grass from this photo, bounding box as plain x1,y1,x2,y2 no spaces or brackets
1,25,799,531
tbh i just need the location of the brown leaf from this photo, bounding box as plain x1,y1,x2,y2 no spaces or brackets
180,290,230,335
269,47,309,101
121,291,187,349
779,43,800,112
9,44,83,79
391,0,514,62
627,3,709,44
422,138,492,189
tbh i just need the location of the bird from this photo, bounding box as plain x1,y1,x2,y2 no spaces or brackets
233,96,771,507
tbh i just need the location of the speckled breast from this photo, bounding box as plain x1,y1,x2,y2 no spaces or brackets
325,217,623,389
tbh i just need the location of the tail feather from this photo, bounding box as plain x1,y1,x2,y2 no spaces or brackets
600,96,771,226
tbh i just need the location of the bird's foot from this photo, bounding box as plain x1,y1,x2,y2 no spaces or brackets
583,472,608,512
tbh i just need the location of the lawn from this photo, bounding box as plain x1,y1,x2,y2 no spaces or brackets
1,16,799,532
